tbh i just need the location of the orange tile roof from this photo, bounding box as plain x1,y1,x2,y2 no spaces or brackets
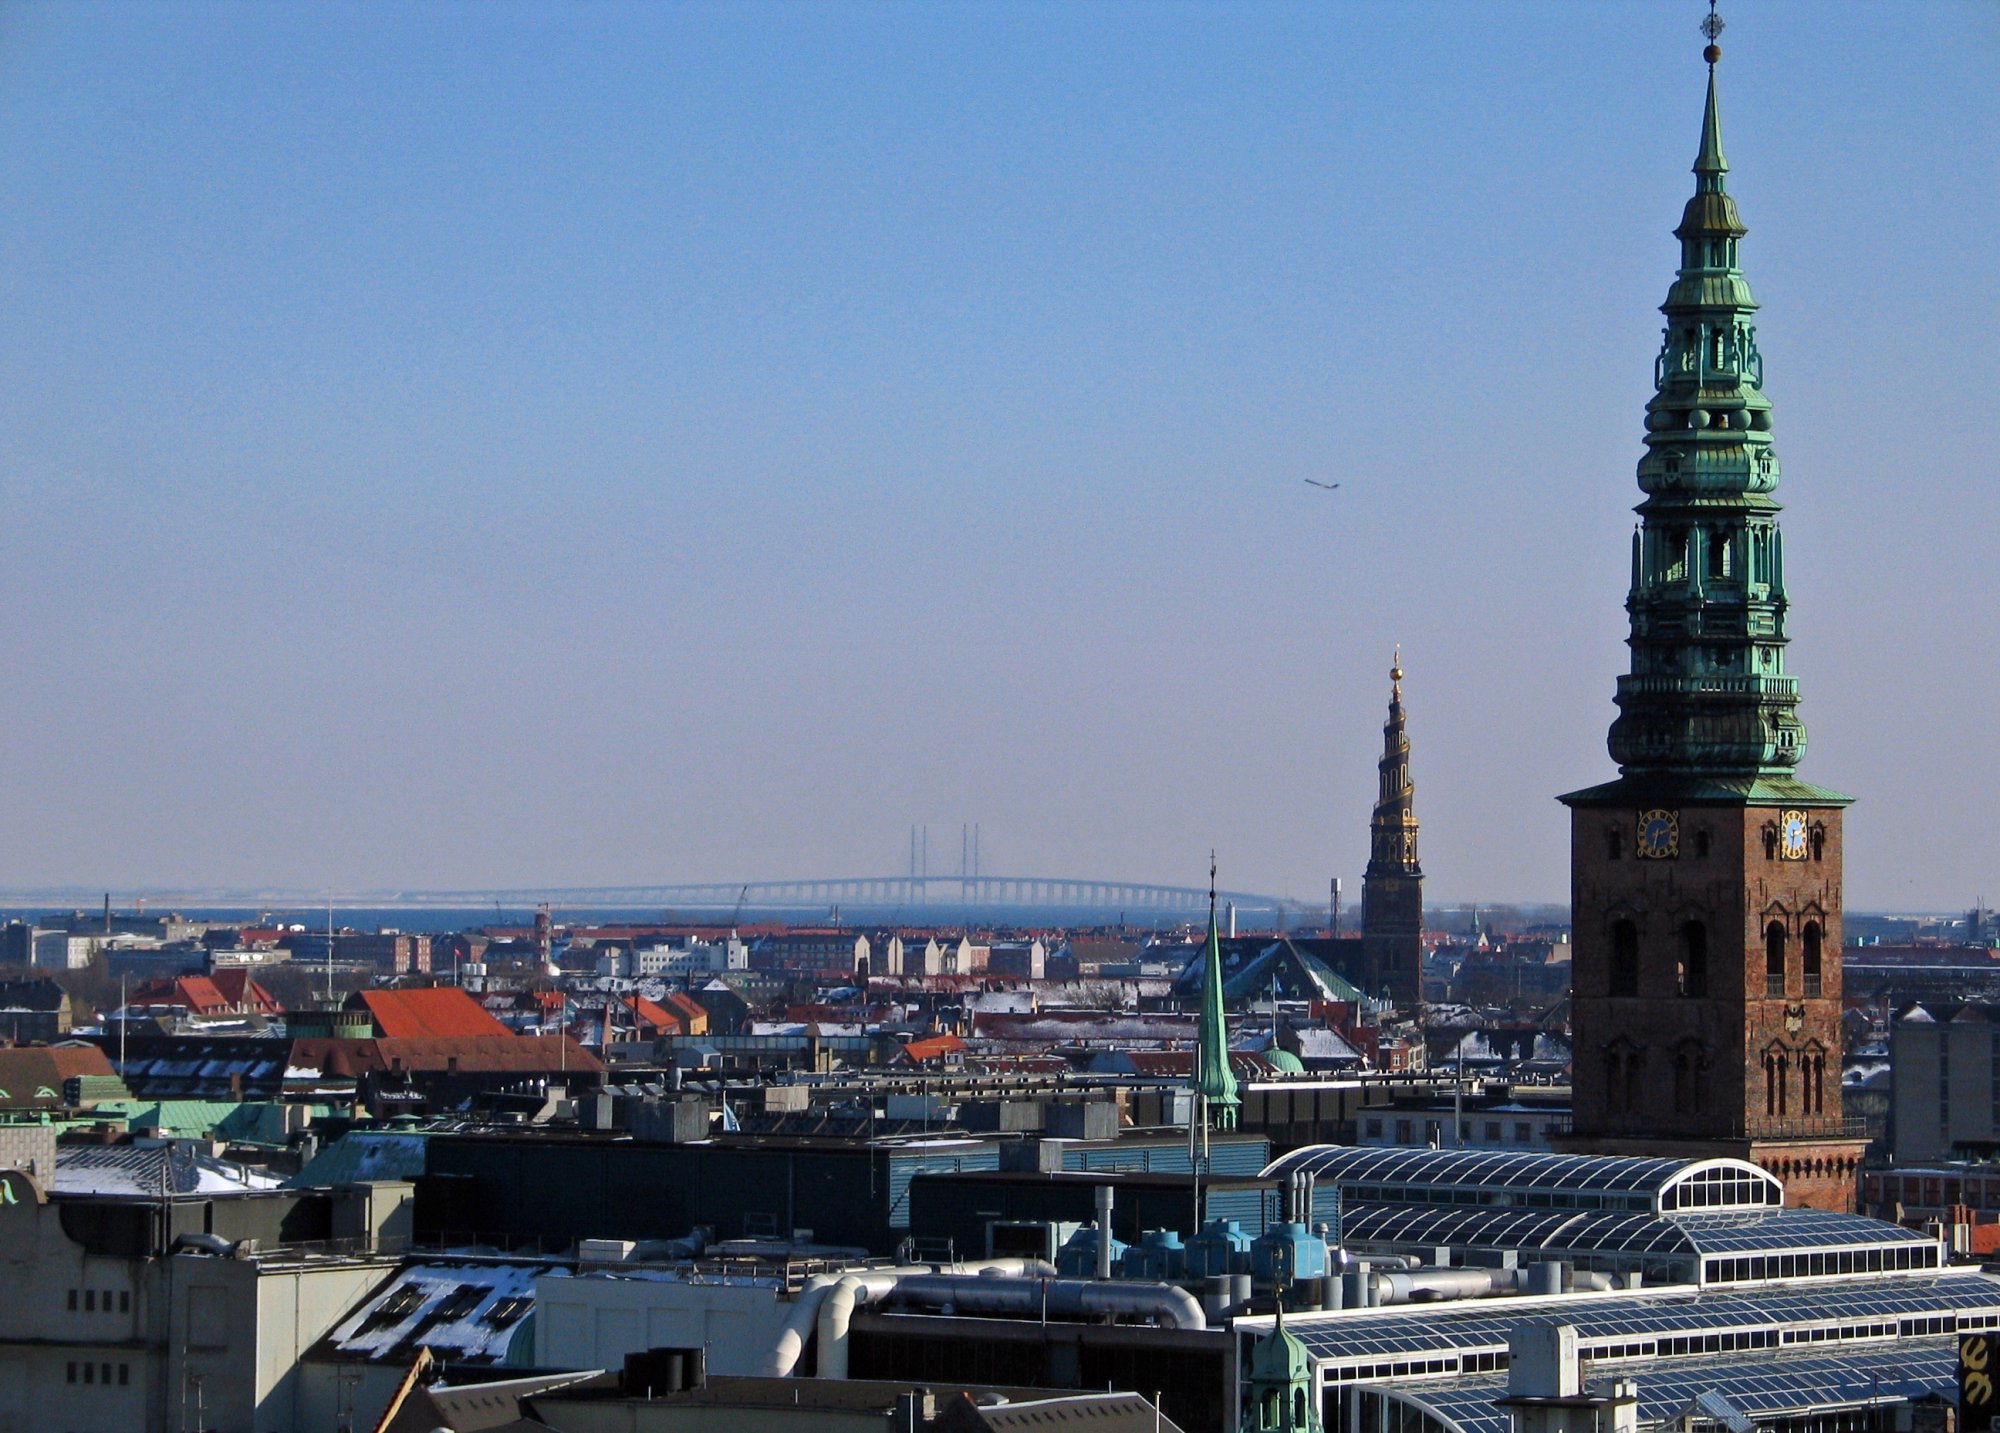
356,988,513,1039
899,1034,967,1064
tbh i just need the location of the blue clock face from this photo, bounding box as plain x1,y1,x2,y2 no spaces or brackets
1780,810,1809,859
1637,808,1679,858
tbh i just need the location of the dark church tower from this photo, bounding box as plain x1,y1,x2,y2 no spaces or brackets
1557,25,1865,1211
1362,652,1423,1007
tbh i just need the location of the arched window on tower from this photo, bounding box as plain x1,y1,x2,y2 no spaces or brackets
1765,922,1788,998
1764,1048,1790,1119
1678,920,1708,998
1802,922,1823,998
1762,823,1779,860
1707,530,1732,579
1666,530,1689,583
1606,827,1623,861
1610,920,1639,997
1295,1390,1308,1426
1810,823,1826,862
1694,829,1712,859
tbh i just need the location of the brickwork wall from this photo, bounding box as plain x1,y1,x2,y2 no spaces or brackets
1570,803,1846,1143
1361,873,1422,1006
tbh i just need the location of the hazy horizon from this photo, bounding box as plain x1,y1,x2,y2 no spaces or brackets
1,3,1993,908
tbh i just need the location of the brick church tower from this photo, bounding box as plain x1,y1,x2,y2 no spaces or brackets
1556,24,1866,1211
1362,652,1423,1008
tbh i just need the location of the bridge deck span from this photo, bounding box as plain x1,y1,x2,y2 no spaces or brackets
446,876,1289,913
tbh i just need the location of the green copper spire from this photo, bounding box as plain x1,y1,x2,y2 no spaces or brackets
1246,1298,1322,1432
1566,28,1847,809
1193,855,1240,1130
1695,64,1727,185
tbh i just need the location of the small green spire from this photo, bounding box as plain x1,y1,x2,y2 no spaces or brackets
1695,64,1728,189
1247,1294,1322,1431
1194,853,1240,1130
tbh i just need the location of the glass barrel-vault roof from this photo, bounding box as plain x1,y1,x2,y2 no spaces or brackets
1372,1337,1960,1433
1264,1145,1781,1213
1675,1210,1937,1254
1338,1202,1696,1258
1247,1271,2000,1369
1337,1203,1938,1265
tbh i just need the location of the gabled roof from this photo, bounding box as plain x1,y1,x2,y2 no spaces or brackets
127,976,234,1017
355,988,513,1039
931,1391,1186,1433
1170,937,1367,1005
623,995,678,1031
898,1034,967,1065
0,979,68,1012
52,1142,285,1196
207,968,281,1013
288,1035,602,1077
0,1044,117,1108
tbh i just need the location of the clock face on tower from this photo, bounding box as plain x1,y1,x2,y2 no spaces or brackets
1636,808,1680,860
1779,809,1810,861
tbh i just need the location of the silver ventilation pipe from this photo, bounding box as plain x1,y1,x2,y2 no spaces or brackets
1094,1183,1115,1281
763,1259,1054,1377
891,1275,1207,1331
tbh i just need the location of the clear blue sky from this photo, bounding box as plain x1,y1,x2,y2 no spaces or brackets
0,2,1992,909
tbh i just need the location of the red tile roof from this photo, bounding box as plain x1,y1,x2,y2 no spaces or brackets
898,1034,967,1065
624,996,676,1032
661,991,708,1031
356,988,513,1039
126,976,234,1017
207,969,281,1014
287,1035,602,1077
0,1044,118,1108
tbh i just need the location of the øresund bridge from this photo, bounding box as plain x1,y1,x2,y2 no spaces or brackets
445,875,1297,922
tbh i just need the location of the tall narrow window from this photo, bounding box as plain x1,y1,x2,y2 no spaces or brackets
1764,1053,1779,1116
1610,919,1639,997
1765,922,1787,997
1802,922,1823,998
1679,921,1709,998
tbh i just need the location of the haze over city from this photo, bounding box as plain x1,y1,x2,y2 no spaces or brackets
0,1,1991,908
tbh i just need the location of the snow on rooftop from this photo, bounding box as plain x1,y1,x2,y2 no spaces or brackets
325,1261,540,1365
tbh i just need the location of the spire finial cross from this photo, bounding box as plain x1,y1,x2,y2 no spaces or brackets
1702,2,1724,65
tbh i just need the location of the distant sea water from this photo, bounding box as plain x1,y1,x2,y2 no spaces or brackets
0,902,1228,934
